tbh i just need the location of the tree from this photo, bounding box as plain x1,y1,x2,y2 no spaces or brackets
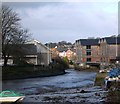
63,56,69,66
2,5,30,66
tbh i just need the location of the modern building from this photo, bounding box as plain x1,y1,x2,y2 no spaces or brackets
75,36,120,64
24,40,52,65
75,38,100,64
1,40,52,66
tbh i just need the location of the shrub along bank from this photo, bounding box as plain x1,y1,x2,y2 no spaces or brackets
74,64,99,72
2,63,66,80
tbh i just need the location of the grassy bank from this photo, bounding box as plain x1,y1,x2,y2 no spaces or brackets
74,63,107,86
2,64,66,80
95,72,107,86
74,65,99,72
95,71,120,103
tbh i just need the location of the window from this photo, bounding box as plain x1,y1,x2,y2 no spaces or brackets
87,58,91,62
86,51,91,56
86,45,91,49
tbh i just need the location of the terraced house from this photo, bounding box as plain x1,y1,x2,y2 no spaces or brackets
75,36,120,65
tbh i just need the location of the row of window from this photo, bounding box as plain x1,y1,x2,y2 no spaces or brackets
86,58,109,62
87,58,91,62
86,45,91,56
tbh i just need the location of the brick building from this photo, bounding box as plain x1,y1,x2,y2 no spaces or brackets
51,47,59,59
65,49,76,61
75,36,120,64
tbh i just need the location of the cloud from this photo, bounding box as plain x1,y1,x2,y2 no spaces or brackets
2,0,120,2
3,2,118,43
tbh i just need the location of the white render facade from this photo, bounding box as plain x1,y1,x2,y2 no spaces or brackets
25,40,52,66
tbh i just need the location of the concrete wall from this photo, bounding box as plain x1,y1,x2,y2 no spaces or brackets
37,53,50,65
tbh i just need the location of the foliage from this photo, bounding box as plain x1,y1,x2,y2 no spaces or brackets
52,56,69,69
95,72,107,86
2,65,65,80
74,63,99,71
63,56,69,65
2,5,30,66
45,41,73,48
69,60,74,65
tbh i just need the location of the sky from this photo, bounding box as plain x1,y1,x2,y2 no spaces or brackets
3,1,119,44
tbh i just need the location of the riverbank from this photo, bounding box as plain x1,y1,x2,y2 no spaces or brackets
95,72,107,87
74,64,99,72
21,86,106,104
2,64,66,80
3,69,105,104
94,70,120,103
74,65,120,103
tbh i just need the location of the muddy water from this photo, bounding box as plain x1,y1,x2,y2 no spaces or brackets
2,69,106,103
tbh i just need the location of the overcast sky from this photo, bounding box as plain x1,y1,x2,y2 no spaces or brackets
3,1,118,43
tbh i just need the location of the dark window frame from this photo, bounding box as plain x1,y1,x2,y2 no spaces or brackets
86,51,91,56
86,45,91,49
87,58,91,62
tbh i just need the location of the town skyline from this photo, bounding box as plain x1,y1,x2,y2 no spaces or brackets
1,2,120,103
3,2,118,44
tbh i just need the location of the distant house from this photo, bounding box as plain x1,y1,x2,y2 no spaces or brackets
2,40,52,66
56,46,68,58
57,48,76,61
51,47,59,59
75,36,120,64
59,51,66,58
65,49,76,61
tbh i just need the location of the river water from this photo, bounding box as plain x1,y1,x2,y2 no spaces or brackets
2,69,106,103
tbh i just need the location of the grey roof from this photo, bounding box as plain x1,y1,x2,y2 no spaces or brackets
104,37,120,44
79,39,99,46
8,44,37,55
76,36,120,46
57,47,68,52
22,44,37,55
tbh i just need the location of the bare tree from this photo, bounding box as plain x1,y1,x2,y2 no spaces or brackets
2,5,30,66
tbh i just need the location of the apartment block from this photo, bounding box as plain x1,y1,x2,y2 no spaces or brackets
75,36,120,64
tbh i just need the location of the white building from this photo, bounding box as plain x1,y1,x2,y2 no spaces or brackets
1,40,52,66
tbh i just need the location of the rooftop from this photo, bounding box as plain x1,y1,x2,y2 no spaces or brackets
76,36,120,45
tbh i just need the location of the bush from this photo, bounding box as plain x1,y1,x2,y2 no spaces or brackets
52,56,69,69
69,60,74,65
74,63,98,71
2,63,66,80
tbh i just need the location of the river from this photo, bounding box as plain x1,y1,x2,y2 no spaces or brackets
2,69,106,103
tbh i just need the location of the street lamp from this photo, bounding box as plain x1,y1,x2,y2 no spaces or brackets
116,35,118,57
115,35,119,64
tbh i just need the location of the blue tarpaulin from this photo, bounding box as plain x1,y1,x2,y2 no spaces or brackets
108,68,120,78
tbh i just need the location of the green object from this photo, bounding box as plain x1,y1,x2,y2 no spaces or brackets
0,90,23,97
